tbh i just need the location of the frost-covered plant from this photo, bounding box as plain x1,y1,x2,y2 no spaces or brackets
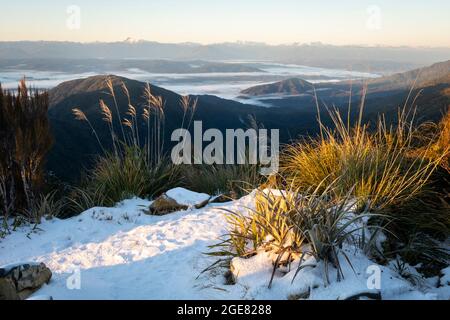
211,180,383,287
67,185,112,213
289,186,381,285
25,191,66,223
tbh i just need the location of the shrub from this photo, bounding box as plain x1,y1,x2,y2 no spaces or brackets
0,80,53,228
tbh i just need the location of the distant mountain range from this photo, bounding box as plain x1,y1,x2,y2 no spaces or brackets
241,60,450,97
0,58,262,74
35,60,450,181
2,41,450,73
239,61,450,120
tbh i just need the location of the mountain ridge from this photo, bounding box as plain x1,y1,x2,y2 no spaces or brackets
240,60,450,97
2,41,450,73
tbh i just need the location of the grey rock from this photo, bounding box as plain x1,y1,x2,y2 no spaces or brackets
146,194,188,215
0,262,52,300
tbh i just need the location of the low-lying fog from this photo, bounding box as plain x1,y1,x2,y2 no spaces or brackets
0,61,378,106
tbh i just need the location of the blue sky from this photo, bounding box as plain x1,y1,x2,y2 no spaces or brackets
1,0,449,46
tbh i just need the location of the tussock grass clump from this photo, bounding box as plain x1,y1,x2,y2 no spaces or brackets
69,77,184,213
78,146,180,209
281,108,445,214
279,106,449,270
184,163,263,196
26,191,66,221
421,108,450,173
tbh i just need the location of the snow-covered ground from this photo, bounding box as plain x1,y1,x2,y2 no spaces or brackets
0,188,448,300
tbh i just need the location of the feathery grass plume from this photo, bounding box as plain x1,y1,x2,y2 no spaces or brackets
127,104,137,118
123,102,140,147
180,95,190,113
143,83,165,163
122,118,133,129
187,96,198,130
121,81,131,106
72,107,105,154
99,99,119,155
72,107,87,121
143,83,152,160
105,76,126,142
179,95,190,133
99,99,112,124
142,107,150,121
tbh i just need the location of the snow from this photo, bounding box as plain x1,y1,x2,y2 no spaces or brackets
228,247,447,300
0,261,41,274
440,266,450,286
165,187,210,207
0,188,448,300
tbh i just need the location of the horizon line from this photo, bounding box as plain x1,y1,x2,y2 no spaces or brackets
1,39,450,50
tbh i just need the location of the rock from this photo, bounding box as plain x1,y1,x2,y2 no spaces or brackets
165,188,210,207
0,263,52,300
146,188,211,215
27,294,54,300
0,277,19,300
147,194,188,215
209,193,235,203
13,263,52,292
288,288,310,300
194,198,210,209
343,290,382,300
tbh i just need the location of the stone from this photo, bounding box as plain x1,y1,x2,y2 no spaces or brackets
194,198,210,209
343,290,382,300
0,262,52,300
147,194,188,215
0,277,19,300
209,194,233,203
13,263,52,292
147,188,212,215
